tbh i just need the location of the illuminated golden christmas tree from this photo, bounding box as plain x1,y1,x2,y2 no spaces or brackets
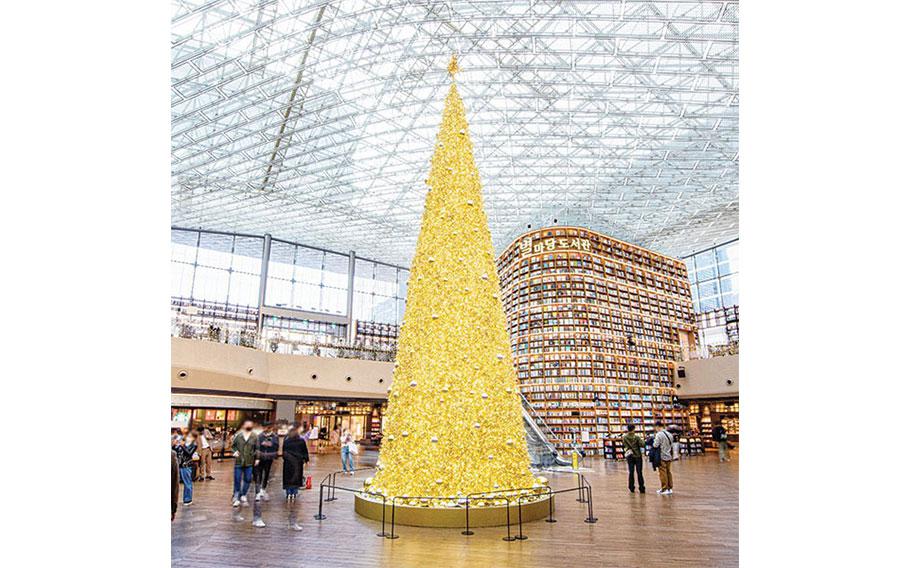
368,56,538,501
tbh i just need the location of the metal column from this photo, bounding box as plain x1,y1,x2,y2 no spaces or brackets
345,251,356,343
256,233,272,333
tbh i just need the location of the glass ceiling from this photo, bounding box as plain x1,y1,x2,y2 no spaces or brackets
172,0,738,266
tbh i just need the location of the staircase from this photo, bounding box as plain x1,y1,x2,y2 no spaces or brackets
519,392,579,468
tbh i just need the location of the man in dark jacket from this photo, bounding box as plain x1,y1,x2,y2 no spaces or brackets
254,423,280,501
622,424,646,493
231,420,257,507
712,424,729,462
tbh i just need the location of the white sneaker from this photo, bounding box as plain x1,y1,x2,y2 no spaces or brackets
665,489,673,495
290,523,303,531
261,491,270,501
252,518,266,528
656,489,665,495
232,499,241,507
183,501,192,507
255,491,262,502
240,496,249,506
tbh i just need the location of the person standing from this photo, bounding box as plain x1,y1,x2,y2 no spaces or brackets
254,423,279,501
340,429,355,474
174,433,197,506
171,437,179,521
231,420,257,507
622,424,646,493
653,420,675,495
195,426,214,481
282,424,309,531
712,423,729,462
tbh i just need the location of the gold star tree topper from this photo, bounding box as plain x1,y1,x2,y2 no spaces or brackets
368,56,537,499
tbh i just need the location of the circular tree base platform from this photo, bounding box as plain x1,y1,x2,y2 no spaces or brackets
354,493,552,528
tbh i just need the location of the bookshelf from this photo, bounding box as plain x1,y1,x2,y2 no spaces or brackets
497,227,697,452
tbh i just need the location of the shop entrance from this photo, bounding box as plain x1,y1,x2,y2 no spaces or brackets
171,407,273,458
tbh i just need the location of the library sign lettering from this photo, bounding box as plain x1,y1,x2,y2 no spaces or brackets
519,236,592,256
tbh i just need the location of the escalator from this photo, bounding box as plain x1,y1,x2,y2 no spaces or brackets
519,392,580,468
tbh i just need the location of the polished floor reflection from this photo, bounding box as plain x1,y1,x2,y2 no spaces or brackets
172,449,738,568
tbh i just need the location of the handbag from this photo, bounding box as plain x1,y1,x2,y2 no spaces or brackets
305,476,312,490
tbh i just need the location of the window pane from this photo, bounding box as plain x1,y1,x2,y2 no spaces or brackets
322,252,350,290
353,291,373,321
267,241,296,280
720,274,738,294
228,272,260,306
698,280,719,297
695,250,716,271
695,265,717,281
699,295,721,311
320,285,347,315
196,233,234,269
294,247,324,286
722,292,738,308
291,281,321,311
354,259,375,294
192,266,230,303
172,262,195,298
231,236,263,275
398,269,409,298
265,277,292,307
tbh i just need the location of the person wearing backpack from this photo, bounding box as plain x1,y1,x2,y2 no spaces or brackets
653,420,675,495
622,424,647,494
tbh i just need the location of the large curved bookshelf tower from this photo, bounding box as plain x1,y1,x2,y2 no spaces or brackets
497,227,697,453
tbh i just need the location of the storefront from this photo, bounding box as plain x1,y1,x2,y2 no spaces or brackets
171,393,275,457
682,397,739,448
295,400,386,447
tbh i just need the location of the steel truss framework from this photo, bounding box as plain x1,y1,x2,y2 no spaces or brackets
172,0,738,267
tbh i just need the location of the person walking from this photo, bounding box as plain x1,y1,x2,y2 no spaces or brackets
653,420,675,495
231,420,257,507
712,423,729,462
622,424,646,493
282,424,310,531
195,426,214,481
254,423,279,501
340,429,355,474
174,433,197,506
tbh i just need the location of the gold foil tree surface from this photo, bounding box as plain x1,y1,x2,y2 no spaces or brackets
370,58,536,499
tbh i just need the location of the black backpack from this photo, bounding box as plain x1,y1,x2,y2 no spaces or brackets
648,441,662,469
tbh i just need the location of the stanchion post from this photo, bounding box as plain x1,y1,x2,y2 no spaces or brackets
376,495,388,537
546,488,556,523
386,498,400,539
515,496,527,540
502,500,516,542
461,498,474,536
314,484,326,520
584,485,598,523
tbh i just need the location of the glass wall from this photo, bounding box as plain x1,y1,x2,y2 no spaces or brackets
265,240,350,315
682,240,739,313
171,229,264,307
352,258,408,325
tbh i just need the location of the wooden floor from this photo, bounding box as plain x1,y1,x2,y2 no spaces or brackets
172,449,738,568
